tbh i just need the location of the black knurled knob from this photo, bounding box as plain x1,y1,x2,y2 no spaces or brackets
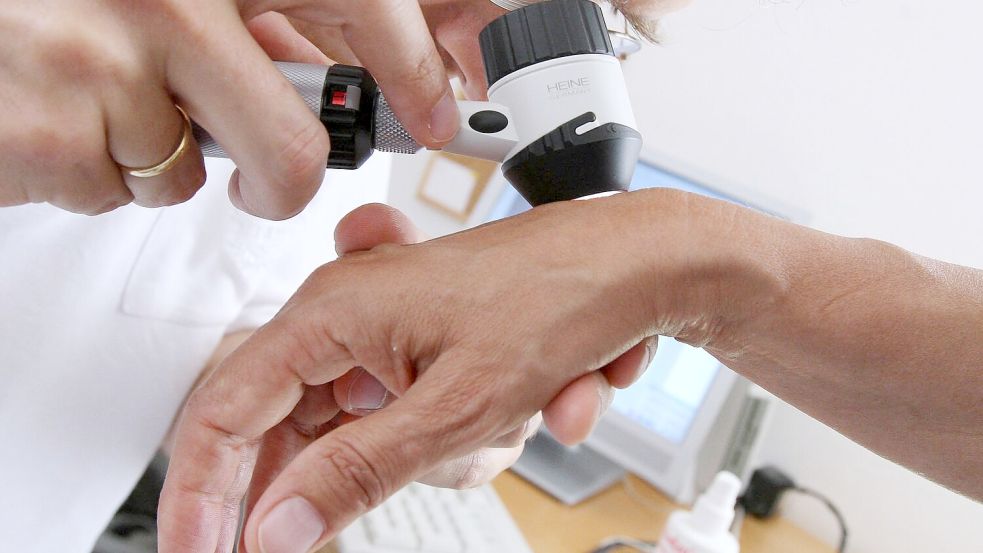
321,65,378,169
479,0,615,88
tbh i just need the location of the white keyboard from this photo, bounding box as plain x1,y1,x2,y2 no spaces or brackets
335,482,533,553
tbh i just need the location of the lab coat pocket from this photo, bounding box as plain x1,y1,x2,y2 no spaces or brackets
120,201,285,327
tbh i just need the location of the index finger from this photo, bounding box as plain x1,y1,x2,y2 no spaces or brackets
165,6,329,220
240,352,543,553
157,316,355,553
343,0,460,147
262,0,460,147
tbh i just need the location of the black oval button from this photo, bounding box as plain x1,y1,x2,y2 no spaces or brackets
468,111,509,134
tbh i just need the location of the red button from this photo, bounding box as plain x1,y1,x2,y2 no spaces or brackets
331,90,347,107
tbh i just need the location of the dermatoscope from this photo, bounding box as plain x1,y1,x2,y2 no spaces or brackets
195,0,643,207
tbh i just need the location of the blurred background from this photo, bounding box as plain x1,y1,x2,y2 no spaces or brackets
93,1,983,552
384,1,983,551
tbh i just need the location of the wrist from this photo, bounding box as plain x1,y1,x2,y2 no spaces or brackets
605,188,793,352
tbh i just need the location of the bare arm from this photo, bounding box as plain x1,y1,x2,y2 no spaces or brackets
680,201,983,498
160,191,983,552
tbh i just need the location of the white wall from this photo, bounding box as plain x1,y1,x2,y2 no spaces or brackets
620,1,983,551
387,152,512,239
388,0,983,550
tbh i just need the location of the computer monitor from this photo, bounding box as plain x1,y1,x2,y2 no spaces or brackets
490,154,802,503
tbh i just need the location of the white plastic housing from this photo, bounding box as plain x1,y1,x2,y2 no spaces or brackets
441,101,519,162
488,54,637,159
439,54,638,164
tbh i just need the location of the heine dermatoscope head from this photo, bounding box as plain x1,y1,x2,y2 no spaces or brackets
474,0,643,205
195,0,643,207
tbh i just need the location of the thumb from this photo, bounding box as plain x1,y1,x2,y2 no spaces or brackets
334,203,427,255
241,355,536,553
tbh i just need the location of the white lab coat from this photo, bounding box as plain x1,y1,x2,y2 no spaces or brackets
0,156,390,553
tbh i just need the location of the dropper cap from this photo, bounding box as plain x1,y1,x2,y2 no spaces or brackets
691,471,742,534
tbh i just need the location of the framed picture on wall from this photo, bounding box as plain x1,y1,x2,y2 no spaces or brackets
416,152,499,222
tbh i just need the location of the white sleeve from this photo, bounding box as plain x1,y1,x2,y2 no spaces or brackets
226,153,392,333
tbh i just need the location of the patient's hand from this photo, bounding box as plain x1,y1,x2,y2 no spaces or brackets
319,209,544,491
160,204,574,553
159,199,662,553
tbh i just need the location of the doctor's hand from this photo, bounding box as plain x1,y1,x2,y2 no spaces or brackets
0,0,464,219
158,196,683,553
331,367,543,489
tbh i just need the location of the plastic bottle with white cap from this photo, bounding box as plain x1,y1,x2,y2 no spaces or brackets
654,471,742,553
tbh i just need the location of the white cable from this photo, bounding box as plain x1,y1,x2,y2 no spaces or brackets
488,0,545,10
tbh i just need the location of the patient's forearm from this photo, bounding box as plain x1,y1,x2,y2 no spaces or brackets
677,203,983,498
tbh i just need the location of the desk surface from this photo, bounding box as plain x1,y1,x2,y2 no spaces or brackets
493,470,833,553
323,470,833,553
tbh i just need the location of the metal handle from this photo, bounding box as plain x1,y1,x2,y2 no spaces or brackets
193,61,424,163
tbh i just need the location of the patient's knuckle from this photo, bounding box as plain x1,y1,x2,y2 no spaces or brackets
299,264,336,295
432,374,497,427
271,315,336,385
317,436,391,513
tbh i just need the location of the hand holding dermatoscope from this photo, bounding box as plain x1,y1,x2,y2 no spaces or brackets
195,0,643,207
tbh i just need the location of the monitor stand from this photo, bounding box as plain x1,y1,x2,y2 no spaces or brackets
511,430,625,506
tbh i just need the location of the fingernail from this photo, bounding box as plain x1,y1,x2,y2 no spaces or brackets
228,171,250,213
347,369,389,413
641,341,656,370
429,91,459,143
596,376,613,419
259,496,325,553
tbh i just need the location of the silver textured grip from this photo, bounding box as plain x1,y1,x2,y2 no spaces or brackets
194,62,330,159
373,94,421,154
